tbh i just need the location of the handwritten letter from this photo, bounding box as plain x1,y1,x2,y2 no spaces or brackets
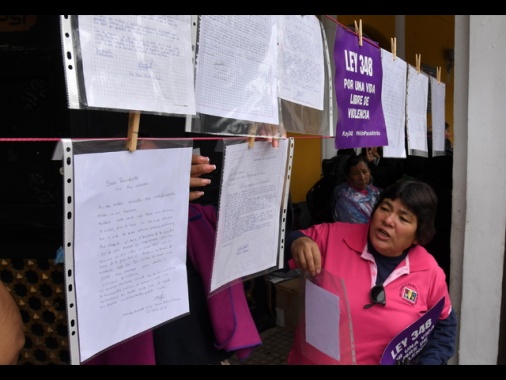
78,15,195,115
195,15,279,125
73,146,192,362
210,139,289,292
380,49,407,158
406,65,429,153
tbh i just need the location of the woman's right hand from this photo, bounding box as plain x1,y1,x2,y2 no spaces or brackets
189,154,216,201
291,236,322,277
249,123,287,149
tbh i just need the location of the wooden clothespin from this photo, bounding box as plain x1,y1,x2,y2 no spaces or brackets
248,122,258,149
354,19,363,47
391,37,397,60
126,111,141,152
415,54,421,73
436,67,441,83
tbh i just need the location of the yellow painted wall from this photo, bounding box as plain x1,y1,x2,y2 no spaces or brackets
406,15,455,143
288,15,454,203
288,133,325,203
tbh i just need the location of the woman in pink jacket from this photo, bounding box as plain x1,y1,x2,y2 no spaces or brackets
287,180,456,365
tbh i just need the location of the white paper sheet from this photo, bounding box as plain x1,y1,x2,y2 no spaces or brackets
430,76,446,155
210,139,289,292
406,65,429,153
305,278,341,361
380,49,407,158
73,146,192,362
195,15,279,125
78,15,196,115
277,15,324,110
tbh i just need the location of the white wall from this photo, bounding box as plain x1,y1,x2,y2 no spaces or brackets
453,15,506,364
448,15,468,365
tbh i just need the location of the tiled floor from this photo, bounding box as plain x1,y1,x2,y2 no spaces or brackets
228,326,294,365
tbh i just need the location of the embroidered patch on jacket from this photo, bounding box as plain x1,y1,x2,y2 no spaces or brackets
402,286,418,304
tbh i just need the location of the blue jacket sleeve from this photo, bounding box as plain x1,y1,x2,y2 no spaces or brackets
415,307,457,365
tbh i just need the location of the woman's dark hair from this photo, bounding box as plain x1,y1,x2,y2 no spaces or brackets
371,180,438,245
344,154,370,178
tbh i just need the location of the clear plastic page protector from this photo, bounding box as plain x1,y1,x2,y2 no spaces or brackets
406,64,429,158
380,49,407,159
208,137,293,295
297,269,356,364
61,138,193,364
60,14,332,136
429,76,447,158
60,15,197,117
189,15,333,138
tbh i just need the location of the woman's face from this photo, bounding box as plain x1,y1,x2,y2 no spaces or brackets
369,198,418,257
347,161,371,190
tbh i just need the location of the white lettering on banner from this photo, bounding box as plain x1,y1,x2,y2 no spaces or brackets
343,78,354,89
347,108,370,119
342,131,354,137
390,317,434,361
344,50,358,72
344,50,374,77
359,54,373,76
349,94,363,105
355,130,380,136
354,81,365,92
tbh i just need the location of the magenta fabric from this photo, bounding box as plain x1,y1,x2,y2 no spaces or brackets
84,330,156,365
187,204,262,360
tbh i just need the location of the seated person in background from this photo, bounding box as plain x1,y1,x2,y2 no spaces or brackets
0,281,25,365
332,154,381,224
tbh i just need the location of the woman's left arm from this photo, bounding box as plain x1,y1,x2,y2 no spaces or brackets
415,308,457,365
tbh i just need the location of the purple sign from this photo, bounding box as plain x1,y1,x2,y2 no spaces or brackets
380,297,445,365
334,25,388,149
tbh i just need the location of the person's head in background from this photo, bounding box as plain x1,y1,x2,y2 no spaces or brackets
445,122,453,156
344,155,372,191
445,123,451,140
